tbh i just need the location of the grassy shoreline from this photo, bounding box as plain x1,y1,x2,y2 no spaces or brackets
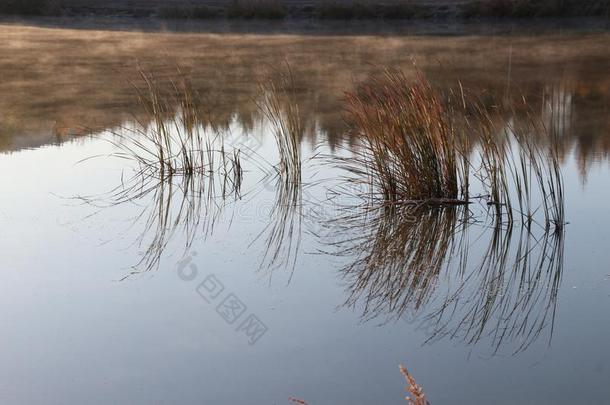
0,0,608,20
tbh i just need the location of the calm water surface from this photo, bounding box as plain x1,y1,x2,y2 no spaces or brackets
0,20,609,405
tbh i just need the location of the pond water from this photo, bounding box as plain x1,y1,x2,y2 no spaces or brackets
0,20,609,405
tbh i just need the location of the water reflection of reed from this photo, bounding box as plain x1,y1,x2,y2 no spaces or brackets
424,223,564,354
79,135,242,277
255,173,303,274
112,168,236,278
323,203,564,354
322,204,469,321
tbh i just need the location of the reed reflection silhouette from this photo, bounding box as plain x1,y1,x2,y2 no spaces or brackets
424,222,564,354
321,204,469,320
321,201,564,354
254,173,303,275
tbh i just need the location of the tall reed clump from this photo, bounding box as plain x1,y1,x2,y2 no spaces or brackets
342,69,564,230
114,69,242,190
474,107,565,229
344,69,469,205
256,64,303,185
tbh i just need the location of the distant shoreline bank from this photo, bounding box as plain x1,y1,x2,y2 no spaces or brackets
1,15,608,36
0,0,608,22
